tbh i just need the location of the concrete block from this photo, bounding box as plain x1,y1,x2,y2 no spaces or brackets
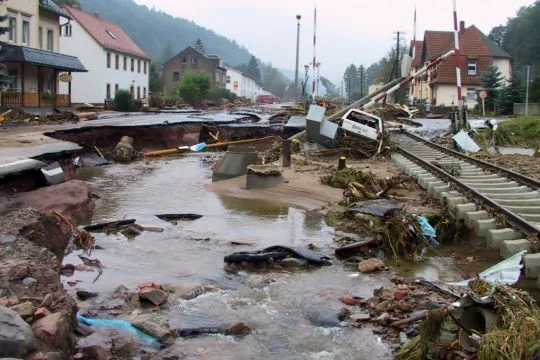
486,228,522,249
524,253,540,279
433,185,451,198
463,210,489,228
500,239,531,259
456,203,477,220
474,218,497,237
427,181,445,193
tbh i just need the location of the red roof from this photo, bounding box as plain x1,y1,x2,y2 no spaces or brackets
410,40,424,68
423,31,454,60
63,5,149,60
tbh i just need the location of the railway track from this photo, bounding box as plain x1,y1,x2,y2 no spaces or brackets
389,130,540,283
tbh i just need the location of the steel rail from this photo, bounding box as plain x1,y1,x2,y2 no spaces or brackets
395,145,539,237
401,130,540,190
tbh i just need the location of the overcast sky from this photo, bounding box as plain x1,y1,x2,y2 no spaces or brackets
134,0,534,83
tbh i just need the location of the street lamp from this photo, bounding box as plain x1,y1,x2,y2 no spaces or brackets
294,14,301,104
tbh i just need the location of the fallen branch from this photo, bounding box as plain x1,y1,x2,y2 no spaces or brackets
391,310,428,327
53,210,95,255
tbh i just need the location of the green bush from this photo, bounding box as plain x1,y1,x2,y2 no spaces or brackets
114,89,136,111
149,94,165,108
206,88,237,104
500,116,540,147
176,72,210,105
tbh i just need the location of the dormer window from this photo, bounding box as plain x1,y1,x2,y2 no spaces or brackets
106,30,116,39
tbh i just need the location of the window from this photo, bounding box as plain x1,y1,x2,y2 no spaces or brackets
123,56,127,71
39,27,43,49
131,58,134,72
143,62,147,74
143,87,147,98
467,59,477,76
466,88,476,101
115,84,119,95
191,57,197,64
130,85,134,98
182,57,187,64
106,52,111,68
47,29,54,51
106,84,111,99
22,20,29,45
137,86,140,99
115,54,119,70
64,24,72,37
8,16,16,42
137,60,141,73
172,72,180,81
226,76,231,83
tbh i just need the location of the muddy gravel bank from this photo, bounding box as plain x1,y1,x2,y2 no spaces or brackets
0,208,78,359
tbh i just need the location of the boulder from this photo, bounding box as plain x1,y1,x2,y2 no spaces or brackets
127,313,172,341
9,302,35,319
81,345,111,360
0,181,95,225
358,258,385,273
31,312,71,355
138,287,168,307
111,336,140,358
0,306,37,358
111,136,137,163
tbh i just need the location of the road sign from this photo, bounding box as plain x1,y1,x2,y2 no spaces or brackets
479,90,487,99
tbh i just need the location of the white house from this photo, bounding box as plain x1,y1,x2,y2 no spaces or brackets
224,66,264,102
59,5,150,104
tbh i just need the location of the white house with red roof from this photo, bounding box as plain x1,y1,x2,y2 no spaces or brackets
59,5,150,104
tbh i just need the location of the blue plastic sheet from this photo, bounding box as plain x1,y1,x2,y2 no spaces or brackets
415,215,439,247
77,315,161,347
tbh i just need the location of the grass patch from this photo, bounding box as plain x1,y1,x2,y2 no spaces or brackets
499,116,540,147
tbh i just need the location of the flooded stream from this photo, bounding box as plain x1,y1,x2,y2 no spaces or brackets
67,154,395,359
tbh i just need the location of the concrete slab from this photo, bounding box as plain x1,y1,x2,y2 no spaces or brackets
0,158,46,177
524,253,540,279
486,228,522,249
500,239,531,259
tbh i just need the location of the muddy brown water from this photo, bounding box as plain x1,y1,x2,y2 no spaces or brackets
65,154,497,359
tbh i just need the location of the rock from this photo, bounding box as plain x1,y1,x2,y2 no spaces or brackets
175,284,218,300
39,294,53,309
76,291,98,301
0,181,95,225
45,352,62,360
279,257,308,268
393,291,408,301
338,307,351,321
22,277,38,287
375,300,391,312
9,302,35,318
358,258,385,273
245,275,275,289
81,345,111,360
31,312,71,354
121,224,144,237
305,308,341,328
350,313,371,322
33,307,51,320
111,336,140,357
111,136,137,163
339,296,359,306
224,322,251,335
0,306,37,358
128,313,172,341
138,287,168,306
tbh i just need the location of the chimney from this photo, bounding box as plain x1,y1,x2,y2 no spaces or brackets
94,12,100,19
459,21,465,33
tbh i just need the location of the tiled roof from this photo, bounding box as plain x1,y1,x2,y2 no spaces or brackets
62,5,149,60
0,43,87,72
423,31,454,60
410,40,424,68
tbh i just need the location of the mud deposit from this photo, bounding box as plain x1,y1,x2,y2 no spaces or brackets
66,155,396,359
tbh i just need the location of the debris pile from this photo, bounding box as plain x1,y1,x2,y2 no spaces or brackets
110,136,140,163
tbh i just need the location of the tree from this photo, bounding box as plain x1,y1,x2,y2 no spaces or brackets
488,25,507,47
528,68,540,103
260,63,289,98
52,0,81,5
498,75,524,115
481,64,505,112
149,63,163,93
0,0,13,88
176,72,210,105
194,38,205,53
245,56,261,85
343,64,358,100
320,77,340,98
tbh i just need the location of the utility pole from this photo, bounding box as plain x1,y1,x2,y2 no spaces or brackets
526,65,530,117
294,14,301,104
348,74,351,103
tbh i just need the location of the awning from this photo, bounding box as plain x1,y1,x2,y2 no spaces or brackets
0,44,87,72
